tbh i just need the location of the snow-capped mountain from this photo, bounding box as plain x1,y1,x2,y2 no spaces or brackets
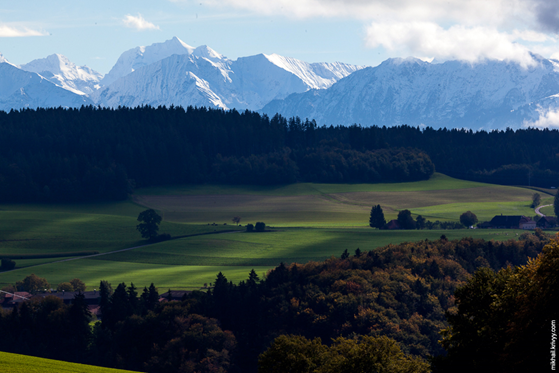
95,38,363,111
96,54,229,109
6,36,559,130
20,54,102,95
0,57,92,111
261,55,559,129
100,37,198,87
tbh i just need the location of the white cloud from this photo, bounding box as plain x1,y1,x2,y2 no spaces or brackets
523,107,559,128
0,25,47,37
122,14,160,31
366,22,536,67
193,0,529,25
179,0,559,62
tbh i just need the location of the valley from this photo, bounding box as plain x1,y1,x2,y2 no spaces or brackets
0,174,548,290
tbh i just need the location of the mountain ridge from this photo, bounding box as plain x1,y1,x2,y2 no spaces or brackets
3,38,559,129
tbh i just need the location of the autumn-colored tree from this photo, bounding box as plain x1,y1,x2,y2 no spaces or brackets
57,282,74,292
15,273,50,293
70,278,86,292
258,335,429,373
434,236,559,372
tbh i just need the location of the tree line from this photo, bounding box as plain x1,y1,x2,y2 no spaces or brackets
0,232,551,372
3,106,559,203
0,106,434,202
369,205,475,230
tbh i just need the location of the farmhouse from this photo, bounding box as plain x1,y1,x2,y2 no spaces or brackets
487,215,536,229
1,290,101,313
159,290,192,302
537,216,557,229
0,291,32,309
384,220,401,229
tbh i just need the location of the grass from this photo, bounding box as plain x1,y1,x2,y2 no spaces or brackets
540,204,556,217
134,174,537,226
0,207,241,258
134,173,488,196
0,228,529,290
0,173,554,290
0,351,140,373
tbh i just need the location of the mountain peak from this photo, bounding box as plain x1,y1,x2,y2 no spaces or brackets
0,53,16,67
193,45,224,61
20,54,102,96
382,57,427,66
101,37,197,86
166,36,195,51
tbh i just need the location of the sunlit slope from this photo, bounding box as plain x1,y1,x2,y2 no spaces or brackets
0,351,140,373
134,173,537,226
0,173,547,290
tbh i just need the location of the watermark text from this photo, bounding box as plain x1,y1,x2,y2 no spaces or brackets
552,320,557,370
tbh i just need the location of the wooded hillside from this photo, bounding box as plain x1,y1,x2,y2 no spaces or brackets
3,106,559,202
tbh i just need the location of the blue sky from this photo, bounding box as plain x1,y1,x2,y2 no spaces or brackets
1,0,558,74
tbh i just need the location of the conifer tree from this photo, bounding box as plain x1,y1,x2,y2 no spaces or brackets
369,205,386,229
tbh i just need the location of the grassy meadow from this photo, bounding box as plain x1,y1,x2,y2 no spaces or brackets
0,351,140,373
0,173,554,290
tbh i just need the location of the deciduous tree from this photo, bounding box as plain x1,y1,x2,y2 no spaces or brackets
397,209,416,229
255,222,266,232
16,273,50,293
70,278,86,292
434,237,559,372
136,209,162,240
459,211,478,227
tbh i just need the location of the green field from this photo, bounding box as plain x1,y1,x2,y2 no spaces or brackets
0,351,140,373
134,173,539,225
0,173,554,290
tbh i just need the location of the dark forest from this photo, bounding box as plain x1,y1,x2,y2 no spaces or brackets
1,105,558,202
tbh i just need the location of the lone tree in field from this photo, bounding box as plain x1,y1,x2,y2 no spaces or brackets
232,216,241,226
137,209,162,240
369,205,386,229
460,211,478,227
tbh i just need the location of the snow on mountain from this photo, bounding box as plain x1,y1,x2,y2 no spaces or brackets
261,55,559,129
262,54,362,89
0,53,14,65
0,60,93,112
95,38,363,111
96,54,229,109
20,54,102,95
100,37,196,86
